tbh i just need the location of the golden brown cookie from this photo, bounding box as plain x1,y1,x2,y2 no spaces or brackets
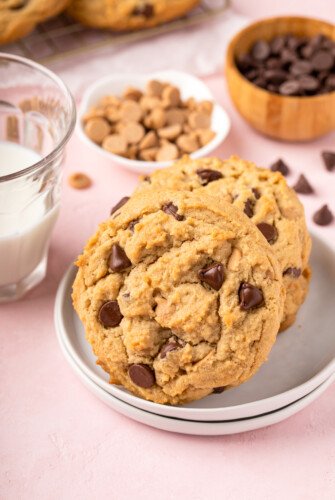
67,0,200,31
136,156,312,332
0,0,70,45
73,190,284,405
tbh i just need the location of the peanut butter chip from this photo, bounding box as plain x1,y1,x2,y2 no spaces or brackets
68,172,92,190
121,122,145,144
162,85,180,107
140,131,158,149
197,128,216,146
156,143,179,161
120,100,142,122
146,80,164,97
84,117,110,143
176,134,199,153
188,111,211,130
139,147,159,161
166,108,186,126
144,108,166,129
102,134,127,155
158,124,182,140
123,87,143,101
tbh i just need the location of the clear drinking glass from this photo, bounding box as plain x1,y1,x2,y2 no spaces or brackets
0,53,76,302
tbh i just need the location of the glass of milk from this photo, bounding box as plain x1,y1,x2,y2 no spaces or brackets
0,53,76,302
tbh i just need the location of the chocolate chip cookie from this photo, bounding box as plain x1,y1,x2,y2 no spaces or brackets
73,190,284,405
0,0,70,44
67,0,200,31
137,156,311,331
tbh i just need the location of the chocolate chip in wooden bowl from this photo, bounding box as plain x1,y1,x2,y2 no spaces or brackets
198,263,224,291
244,198,254,218
239,283,264,310
270,158,290,176
108,244,131,272
311,50,334,71
313,204,334,226
110,196,130,216
298,75,320,94
283,267,302,278
290,60,313,77
279,80,301,96
321,151,335,171
251,40,271,61
98,300,123,328
160,341,179,359
128,364,155,388
162,202,184,221
293,174,314,194
256,222,278,244
196,168,223,185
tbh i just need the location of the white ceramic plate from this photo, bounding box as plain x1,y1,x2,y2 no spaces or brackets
57,331,335,435
77,70,231,174
55,234,335,421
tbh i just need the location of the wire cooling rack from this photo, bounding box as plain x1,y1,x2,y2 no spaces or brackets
1,0,230,64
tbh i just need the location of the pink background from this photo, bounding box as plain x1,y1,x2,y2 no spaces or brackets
1,2,335,499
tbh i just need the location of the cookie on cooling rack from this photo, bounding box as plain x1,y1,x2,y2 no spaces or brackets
72,189,284,405
0,0,70,45
67,0,200,31
136,156,312,332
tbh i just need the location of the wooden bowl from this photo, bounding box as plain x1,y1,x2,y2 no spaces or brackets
225,16,335,141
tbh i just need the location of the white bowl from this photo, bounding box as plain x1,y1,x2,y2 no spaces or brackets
77,70,231,174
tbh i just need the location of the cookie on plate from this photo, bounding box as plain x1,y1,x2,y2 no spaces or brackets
136,156,312,332
0,0,70,45
72,190,284,405
67,0,200,31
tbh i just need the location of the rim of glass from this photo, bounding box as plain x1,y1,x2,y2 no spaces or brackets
0,52,76,183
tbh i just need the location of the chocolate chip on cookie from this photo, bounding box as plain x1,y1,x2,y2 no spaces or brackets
198,263,224,291
251,187,261,199
162,202,184,221
196,168,223,185
132,3,154,18
256,222,278,244
160,341,179,358
128,364,155,388
99,300,123,327
128,219,140,232
110,196,130,215
239,283,264,310
213,386,226,394
109,244,131,271
283,267,301,278
244,198,254,218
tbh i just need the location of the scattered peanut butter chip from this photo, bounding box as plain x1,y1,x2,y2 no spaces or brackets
139,131,158,149
176,134,199,153
158,124,182,140
146,80,164,97
121,122,145,144
68,172,92,190
188,111,211,129
102,134,127,155
156,143,179,162
120,100,143,122
162,85,180,107
84,117,110,143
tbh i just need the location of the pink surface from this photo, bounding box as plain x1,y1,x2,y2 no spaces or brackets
2,5,335,499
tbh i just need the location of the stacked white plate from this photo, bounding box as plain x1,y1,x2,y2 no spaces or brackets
55,235,335,435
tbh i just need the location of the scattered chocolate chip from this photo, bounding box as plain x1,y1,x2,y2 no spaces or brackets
132,3,154,18
321,151,335,171
128,364,155,388
279,80,301,96
256,222,278,244
108,244,131,271
244,198,254,218
313,204,334,226
162,202,184,221
198,263,224,291
252,40,271,61
239,283,264,310
270,158,290,176
160,341,179,359
128,219,140,232
98,300,123,327
311,50,334,71
283,267,302,278
110,196,129,216
196,168,223,185
213,386,226,394
252,187,261,199
293,174,314,194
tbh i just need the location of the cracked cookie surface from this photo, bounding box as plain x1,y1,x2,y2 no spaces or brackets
137,156,311,331
73,190,284,405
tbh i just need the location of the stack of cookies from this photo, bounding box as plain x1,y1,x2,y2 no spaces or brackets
72,155,311,405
